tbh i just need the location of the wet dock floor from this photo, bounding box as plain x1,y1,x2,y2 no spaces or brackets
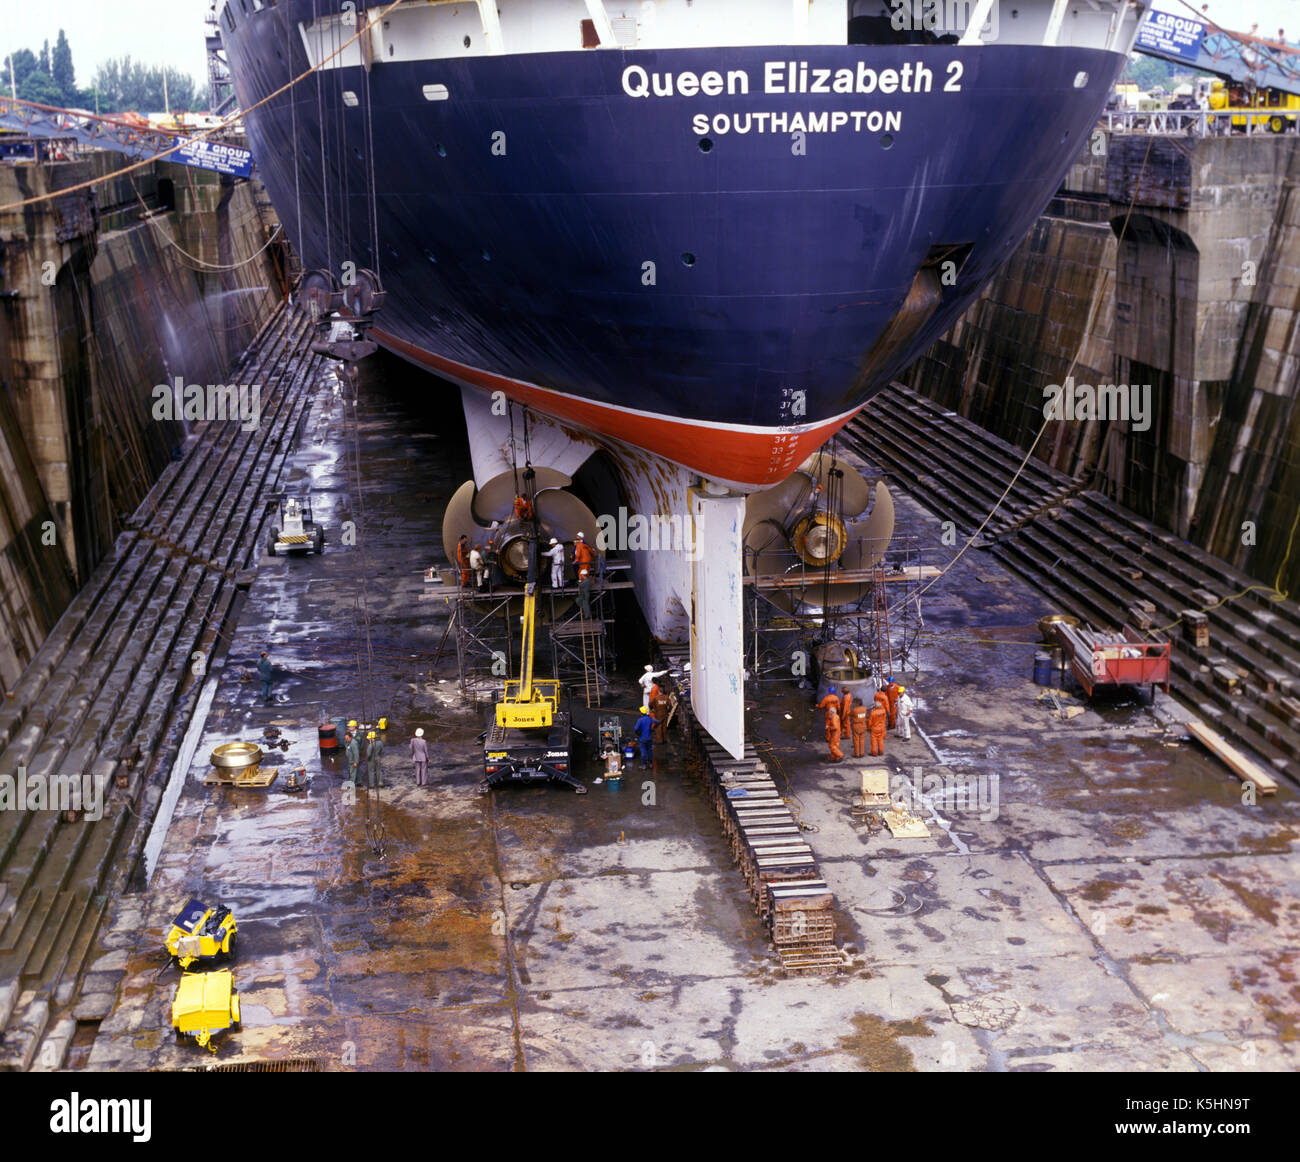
83,355,1299,1072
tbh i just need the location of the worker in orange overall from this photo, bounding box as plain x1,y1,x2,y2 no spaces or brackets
848,702,869,758
816,685,841,755
884,676,902,729
825,705,843,762
874,689,890,720
816,685,839,714
868,701,888,756
651,691,671,743
455,534,471,587
513,494,534,522
573,531,597,575
840,687,854,726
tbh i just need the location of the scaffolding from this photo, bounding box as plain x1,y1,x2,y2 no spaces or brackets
434,569,633,710
744,534,930,688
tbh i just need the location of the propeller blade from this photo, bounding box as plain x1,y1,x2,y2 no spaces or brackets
533,489,599,545
743,470,817,536
472,467,573,524
800,451,872,519
840,482,895,572
442,479,490,559
743,519,798,612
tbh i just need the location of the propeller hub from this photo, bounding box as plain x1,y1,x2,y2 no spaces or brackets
792,512,848,566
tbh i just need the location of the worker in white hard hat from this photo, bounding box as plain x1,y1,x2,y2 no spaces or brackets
543,536,567,589
639,664,668,702
410,726,429,786
896,686,915,741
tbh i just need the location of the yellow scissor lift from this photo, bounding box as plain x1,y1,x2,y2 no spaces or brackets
483,583,584,793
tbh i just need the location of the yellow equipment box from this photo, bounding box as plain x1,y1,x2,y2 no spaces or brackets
172,969,241,1050
165,898,237,968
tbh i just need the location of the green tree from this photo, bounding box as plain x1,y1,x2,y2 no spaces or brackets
4,48,38,96
52,30,75,102
38,39,50,75
19,69,62,106
91,56,204,113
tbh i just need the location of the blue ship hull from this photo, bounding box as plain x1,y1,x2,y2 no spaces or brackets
224,4,1126,484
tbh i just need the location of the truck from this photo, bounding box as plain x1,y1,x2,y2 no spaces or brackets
481,581,585,794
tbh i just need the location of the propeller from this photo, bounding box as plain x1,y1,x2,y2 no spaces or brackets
472,467,572,525
743,455,894,610
442,470,598,584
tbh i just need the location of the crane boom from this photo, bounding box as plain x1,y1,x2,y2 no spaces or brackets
496,581,557,729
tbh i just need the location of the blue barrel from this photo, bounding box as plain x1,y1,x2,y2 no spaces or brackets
622,743,636,767
606,774,623,793
1033,652,1054,685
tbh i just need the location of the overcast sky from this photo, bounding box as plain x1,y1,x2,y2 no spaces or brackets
0,0,1296,99
0,0,212,89
1151,0,1299,40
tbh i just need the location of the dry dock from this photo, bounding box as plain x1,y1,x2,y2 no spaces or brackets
66,353,1299,1074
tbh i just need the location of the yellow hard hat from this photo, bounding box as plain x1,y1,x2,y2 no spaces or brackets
378,716,388,730
366,730,376,740
898,685,906,692
348,719,358,729
640,705,649,714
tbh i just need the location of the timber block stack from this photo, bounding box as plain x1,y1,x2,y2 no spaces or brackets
657,647,842,976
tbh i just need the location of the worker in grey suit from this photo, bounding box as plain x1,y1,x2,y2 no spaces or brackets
364,731,385,788
344,731,361,785
410,727,429,786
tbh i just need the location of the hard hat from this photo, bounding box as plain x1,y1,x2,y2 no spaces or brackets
550,537,558,545
640,706,649,714
828,684,837,693
366,730,376,739
348,719,358,729
415,728,424,737
576,531,585,539
898,685,906,692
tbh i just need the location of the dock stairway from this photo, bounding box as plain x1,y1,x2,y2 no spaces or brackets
0,304,322,1070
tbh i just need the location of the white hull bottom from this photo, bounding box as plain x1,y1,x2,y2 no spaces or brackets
460,387,746,757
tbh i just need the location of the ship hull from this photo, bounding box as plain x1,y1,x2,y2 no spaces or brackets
223,15,1125,484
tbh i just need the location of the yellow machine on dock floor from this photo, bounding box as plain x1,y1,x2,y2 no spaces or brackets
483,580,582,792
172,969,241,1050
165,898,237,968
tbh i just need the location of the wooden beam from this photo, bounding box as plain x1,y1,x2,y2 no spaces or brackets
1184,719,1279,795
749,565,941,590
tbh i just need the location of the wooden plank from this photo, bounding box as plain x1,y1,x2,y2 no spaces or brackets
751,565,941,589
1185,719,1279,795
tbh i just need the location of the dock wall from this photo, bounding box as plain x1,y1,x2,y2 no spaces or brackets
903,132,1300,600
0,154,284,691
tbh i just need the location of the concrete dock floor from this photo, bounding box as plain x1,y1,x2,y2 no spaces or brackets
81,357,1299,1072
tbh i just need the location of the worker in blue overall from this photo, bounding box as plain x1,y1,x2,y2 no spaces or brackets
633,705,658,771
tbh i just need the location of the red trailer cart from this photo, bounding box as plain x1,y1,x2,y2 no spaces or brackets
1054,622,1171,698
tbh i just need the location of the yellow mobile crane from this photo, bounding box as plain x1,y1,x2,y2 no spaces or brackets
482,582,585,793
